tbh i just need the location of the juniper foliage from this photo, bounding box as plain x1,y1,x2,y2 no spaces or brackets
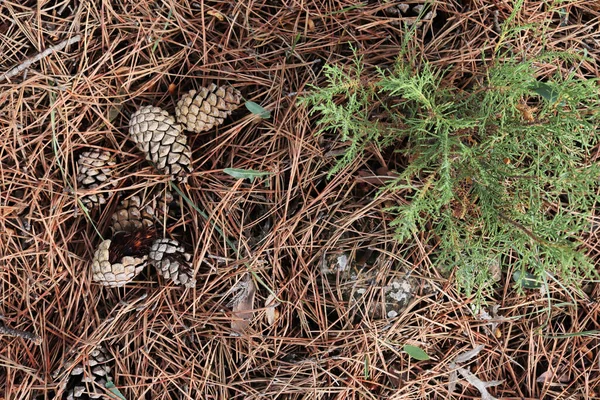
299,53,600,297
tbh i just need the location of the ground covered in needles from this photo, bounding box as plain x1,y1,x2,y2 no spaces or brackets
1,1,600,399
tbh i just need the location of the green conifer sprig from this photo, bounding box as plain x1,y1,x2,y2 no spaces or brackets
299,53,600,298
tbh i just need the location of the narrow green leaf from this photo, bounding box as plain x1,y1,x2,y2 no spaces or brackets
529,81,559,102
223,168,272,183
105,381,127,400
403,344,430,361
512,271,542,289
245,101,271,119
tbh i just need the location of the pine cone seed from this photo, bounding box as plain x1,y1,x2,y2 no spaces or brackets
149,239,196,288
128,106,192,182
76,150,116,209
91,238,147,287
175,84,242,133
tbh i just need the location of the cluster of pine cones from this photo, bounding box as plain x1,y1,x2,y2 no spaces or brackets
57,84,242,399
77,83,241,289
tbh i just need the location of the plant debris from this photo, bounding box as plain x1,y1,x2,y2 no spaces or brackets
2,1,600,398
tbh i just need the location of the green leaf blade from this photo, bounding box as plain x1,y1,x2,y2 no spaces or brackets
105,381,127,400
245,101,271,119
403,344,430,361
223,168,272,182
529,81,559,102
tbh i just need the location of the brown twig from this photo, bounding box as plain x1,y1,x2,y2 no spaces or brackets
0,34,81,82
0,323,42,345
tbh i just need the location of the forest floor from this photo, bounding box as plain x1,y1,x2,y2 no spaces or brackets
1,1,600,399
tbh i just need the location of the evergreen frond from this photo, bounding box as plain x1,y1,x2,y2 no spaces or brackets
299,51,600,302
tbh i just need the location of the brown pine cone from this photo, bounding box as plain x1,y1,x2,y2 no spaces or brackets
91,229,156,287
151,189,175,222
149,238,196,288
56,345,114,400
76,150,116,209
382,3,436,27
128,106,192,182
111,195,155,233
175,84,242,133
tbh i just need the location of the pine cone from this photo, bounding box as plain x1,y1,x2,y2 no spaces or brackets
128,106,192,182
382,3,436,27
76,150,116,209
91,229,156,287
58,345,113,400
149,239,196,288
111,195,155,233
156,190,174,216
175,84,242,133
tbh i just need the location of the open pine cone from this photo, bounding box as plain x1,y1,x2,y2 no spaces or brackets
56,345,113,400
128,106,192,182
175,84,242,133
76,150,116,209
91,229,156,287
149,238,196,288
111,195,155,233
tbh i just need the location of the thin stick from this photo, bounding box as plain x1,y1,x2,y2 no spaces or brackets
0,34,82,82
0,323,42,345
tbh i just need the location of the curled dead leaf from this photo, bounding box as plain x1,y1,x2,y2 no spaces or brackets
536,364,570,384
265,293,280,326
207,10,225,21
228,274,255,334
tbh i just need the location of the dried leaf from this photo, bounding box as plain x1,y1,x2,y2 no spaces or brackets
449,344,487,394
448,369,458,393
454,344,485,363
457,367,503,400
207,10,225,21
536,365,570,384
229,274,256,334
265,293,280,326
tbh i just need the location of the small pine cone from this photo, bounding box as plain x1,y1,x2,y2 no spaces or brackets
128,106,192,182
175,84,242,133
111,195,155,233
59,345,113,400
76,150,116,209
155,190,174,216
149,239,196,288
91,229,156,287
